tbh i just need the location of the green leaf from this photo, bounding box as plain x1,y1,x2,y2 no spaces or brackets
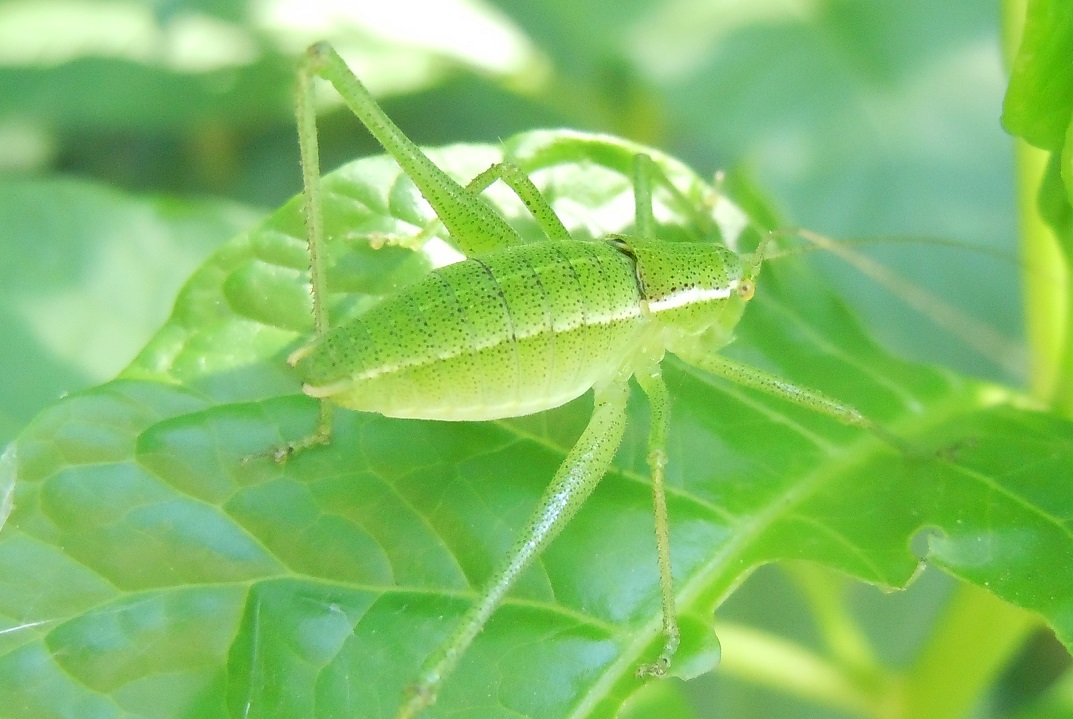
1002,2,1073,417
0,57,295,133
0,177,258,445
1002,0,1073,152
2,132,1071,719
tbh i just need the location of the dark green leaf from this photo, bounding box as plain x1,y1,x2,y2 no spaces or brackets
2,133,1070,718
0,57,294,132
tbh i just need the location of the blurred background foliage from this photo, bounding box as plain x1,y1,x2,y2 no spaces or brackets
0,0,1067,716
0,0,1028,424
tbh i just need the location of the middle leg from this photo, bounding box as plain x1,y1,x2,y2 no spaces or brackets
634,365,681,677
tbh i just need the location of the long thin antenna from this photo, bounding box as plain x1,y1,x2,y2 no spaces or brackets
793,227,1026,378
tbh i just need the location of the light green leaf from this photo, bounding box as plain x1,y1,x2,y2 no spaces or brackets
0,177,258,444
1002,0,1073,152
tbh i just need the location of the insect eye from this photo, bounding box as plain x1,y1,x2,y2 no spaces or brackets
738,280,755,301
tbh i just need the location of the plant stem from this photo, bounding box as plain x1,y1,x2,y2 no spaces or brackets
786,563,879,672
1002,0,1073,412
714,621,890,717
900,582,1039,719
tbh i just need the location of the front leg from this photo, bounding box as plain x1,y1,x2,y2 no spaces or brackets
396,380,632,719
686,352,919,455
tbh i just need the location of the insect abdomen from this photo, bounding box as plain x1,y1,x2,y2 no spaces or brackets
297,241,647,420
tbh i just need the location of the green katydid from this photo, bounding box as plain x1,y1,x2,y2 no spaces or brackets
277,42,897,719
